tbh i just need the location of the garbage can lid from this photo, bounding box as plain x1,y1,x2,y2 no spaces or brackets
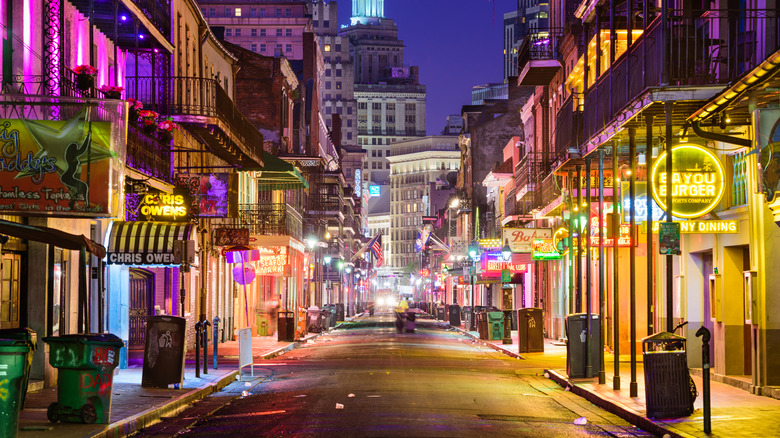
642,331,686,343
0,338,31,351
44,333,124,346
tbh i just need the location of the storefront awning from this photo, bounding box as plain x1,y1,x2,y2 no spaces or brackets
254,151,309,191
0,219,106,258
105,221,195,265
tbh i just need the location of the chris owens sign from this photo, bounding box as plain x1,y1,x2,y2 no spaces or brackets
651,144,725,219
138,190,189,221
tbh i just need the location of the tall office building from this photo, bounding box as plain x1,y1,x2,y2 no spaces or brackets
503,1,550,80
340,0,427,186
388,136,459,271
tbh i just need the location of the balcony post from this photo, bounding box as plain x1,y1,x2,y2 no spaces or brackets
629,126,638,398
612,139,620,391
660,0,669,85
568,170,574,315
585,155,593,379
665,101,674,332
576,164,582,313
645,115,655,336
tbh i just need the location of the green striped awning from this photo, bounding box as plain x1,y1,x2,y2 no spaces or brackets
256,151,309,191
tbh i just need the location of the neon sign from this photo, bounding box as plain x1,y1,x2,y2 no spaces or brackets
139,189,189,221
532,239,562,260
481,251,529,276
589,215,633,246
651,144,725,218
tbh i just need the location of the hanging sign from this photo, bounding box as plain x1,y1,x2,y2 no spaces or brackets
255,246,290,276
532,239,562,260
213,227,250,246
503,228,553,253
754,108,780,202
651,144,725,218
138,188,190,221
589,215,634,246
659,222,682,255
480,251,530,276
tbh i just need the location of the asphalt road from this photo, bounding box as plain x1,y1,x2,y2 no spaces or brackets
134,311,655,437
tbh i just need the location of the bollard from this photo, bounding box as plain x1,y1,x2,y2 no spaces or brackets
213,316,220,370
194,320,202,378
696,326,712,434
202,319,211,375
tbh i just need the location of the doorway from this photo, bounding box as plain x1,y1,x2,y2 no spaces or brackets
1,253,21,329
128,269,154,349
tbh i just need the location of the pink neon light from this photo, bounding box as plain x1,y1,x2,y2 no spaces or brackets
23,0,31,76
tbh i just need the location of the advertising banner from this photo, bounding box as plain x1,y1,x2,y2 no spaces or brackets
0,109,122,217
175,174,236,218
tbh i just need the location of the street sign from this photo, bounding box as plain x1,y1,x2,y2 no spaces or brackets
501,268,511,283
659,222,681,255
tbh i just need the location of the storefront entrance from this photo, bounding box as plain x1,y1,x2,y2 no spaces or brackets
129,269,154,349
0,253,21,329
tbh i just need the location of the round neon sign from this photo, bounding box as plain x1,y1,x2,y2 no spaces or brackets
650,144,725,219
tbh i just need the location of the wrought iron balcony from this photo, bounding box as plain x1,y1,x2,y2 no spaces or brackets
583,8,780,142
126,76,263,167
126,122,173,182
237,203,303,239
553,95,583,168
517,28,563,86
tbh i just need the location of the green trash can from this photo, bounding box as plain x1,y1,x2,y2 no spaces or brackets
0,339,31,438
487,312,505,340
43,333,124,424
0,328,37,409
256,311,270,336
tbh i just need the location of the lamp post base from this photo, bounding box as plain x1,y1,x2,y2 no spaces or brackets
502,310,513,344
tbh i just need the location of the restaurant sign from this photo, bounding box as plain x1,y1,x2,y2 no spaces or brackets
651,144,725,218
256,246,290,276
503,228,553,253
532,239,562,260
137,189,190,221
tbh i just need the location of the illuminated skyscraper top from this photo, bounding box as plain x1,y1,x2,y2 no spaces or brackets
351,0,384,25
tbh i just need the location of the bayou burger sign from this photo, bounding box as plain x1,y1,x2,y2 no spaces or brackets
651,144,725,219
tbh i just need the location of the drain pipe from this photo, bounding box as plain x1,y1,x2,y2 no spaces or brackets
690,121,751,147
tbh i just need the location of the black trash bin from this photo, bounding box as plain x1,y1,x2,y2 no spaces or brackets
565,313,601,378
643,332,695,418
476,310,488,339
517,308,544,353
436,305,445,321
461,306,472,331
448,304,461,327
0,327,36,408
278,311,295,341
142,316,186,388
335,303,345,322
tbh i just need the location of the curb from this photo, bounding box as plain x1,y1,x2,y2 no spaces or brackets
544,369,691,438
452,326,524,359
90,336,317,438
89,370,238,438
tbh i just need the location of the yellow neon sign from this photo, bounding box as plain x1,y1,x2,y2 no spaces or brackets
651,144,725,219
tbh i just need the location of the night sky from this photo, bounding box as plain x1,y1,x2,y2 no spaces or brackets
336,0,517,134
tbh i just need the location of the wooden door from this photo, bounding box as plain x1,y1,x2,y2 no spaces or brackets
0,253,21,329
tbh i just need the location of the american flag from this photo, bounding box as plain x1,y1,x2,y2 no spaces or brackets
369,234,383,267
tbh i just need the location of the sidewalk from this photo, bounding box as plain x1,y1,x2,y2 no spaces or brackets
450,321,780,438
17,332,318,438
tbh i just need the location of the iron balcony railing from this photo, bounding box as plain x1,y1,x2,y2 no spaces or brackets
237,203,303,239
126,76,263,154
517,28,564,68
553,95,584,164
126,123,173,183
583,8,780,142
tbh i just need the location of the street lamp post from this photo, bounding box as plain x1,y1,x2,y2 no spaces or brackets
468,241,480,332
324,255,332,305
501,239,513,345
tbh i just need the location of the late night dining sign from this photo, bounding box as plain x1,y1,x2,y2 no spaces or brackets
651,144,725,219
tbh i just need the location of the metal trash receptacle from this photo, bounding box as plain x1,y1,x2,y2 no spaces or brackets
448,304,461,327
142,316,186,388
517,308,544,353
43,334,124,424
0,339,31,437
307,306,324,333
0,327,36,409
278,311,295,341
643,332,695,418
487,312,505,340
565,313,601,378
476,310,488,339
335,303,345,322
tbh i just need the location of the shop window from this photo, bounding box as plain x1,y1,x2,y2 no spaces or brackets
732,150,748,207
1,253,21,329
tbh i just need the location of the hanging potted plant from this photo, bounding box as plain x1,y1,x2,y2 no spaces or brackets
73,65,98,91
98,85,123,99
138,109,159,134
127,98,143,122
157,118,177,142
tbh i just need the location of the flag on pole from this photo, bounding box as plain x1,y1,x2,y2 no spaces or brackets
369,234,383,267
